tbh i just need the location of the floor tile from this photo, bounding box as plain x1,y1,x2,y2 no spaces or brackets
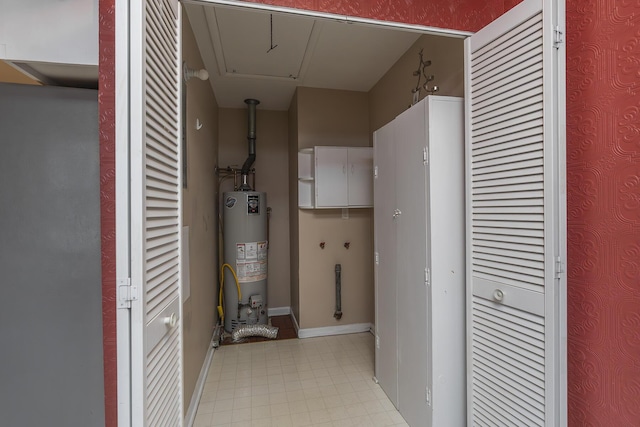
193,332,409,427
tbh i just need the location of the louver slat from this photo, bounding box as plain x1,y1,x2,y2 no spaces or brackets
472,296,546,425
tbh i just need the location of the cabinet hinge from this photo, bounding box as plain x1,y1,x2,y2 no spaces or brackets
374,165,378,179
117,278,138,309
423,147,429,165
376,335,380,349
425,268,430,286
425,387,432,406
553,26,564,48
555,256,565,279
375,252,380,265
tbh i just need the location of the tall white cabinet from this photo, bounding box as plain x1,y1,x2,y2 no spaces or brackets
373,96,465,427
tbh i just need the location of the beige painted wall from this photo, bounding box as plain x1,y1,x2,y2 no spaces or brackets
182,11,219,413
369,34,464,133
288,92,300,322
217,108,291,309
295,87,374,329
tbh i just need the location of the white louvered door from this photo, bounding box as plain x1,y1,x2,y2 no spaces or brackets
465,0,566,425
130,0,183,426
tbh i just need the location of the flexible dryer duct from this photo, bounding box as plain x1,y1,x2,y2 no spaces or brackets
231,324,278,342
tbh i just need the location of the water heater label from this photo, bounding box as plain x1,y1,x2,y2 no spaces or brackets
235,241,268,283
247,194,260,214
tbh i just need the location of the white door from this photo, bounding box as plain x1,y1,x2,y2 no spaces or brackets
394,102,431,426
347,147,373,207
465,0,566,424
373,122,398,406
126,0,184,426
315,146,348,207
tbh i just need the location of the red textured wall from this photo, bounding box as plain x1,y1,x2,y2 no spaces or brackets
98,0,639,426
565,0,640,425
98,0,117,426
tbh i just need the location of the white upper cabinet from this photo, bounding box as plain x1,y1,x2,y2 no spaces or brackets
315,146,349,207
346,147,374,207
298,146,373,209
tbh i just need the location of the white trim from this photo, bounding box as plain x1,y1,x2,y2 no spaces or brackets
177,6,185,424
554,0,568,424
290,310,300,334
463,35,474,427
183,0,472,38
184,337,217,427
115,0,131,425
268,306,291,317
297,322,374,339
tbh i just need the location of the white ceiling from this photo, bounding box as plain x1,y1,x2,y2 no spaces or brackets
185,4,421,110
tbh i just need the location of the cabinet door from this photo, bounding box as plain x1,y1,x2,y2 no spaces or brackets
395,101,431,427
315,146,348,207
373,124,398,406
347,147,373,207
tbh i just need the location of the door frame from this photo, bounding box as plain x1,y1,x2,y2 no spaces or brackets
113,0,566,425
115,0,132,425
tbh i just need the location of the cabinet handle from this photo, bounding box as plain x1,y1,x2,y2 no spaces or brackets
393,209,402,219
493,289,504,302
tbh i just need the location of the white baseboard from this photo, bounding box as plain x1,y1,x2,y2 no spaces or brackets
268,306,290,316
184,334,217,427
297,322,374,339
290,310,300,333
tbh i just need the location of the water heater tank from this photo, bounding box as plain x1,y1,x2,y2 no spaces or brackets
222,191,268,332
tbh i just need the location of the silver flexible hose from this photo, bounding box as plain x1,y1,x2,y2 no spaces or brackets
231,324,279,342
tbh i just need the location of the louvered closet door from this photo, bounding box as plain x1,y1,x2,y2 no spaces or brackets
130,1,183,426
465,0,565,425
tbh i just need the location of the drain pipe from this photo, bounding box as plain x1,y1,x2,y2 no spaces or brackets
240,98,260,191
334,264,342,320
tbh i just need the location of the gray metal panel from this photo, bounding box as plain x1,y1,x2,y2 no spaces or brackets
0,83,104,427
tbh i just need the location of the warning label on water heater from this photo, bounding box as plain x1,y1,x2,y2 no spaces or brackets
235,241,268,283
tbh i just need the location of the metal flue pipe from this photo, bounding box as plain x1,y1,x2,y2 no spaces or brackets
240,98,260,191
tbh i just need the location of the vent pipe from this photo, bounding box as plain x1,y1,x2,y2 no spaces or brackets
240,98,260,191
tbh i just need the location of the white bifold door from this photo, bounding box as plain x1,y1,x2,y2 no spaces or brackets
465,0,566,425
120,0,184,426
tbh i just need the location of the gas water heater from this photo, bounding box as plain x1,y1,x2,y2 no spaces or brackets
223,191,268,332
222,99,268,332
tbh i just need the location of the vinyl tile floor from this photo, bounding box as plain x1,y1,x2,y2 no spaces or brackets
193,332,409,427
